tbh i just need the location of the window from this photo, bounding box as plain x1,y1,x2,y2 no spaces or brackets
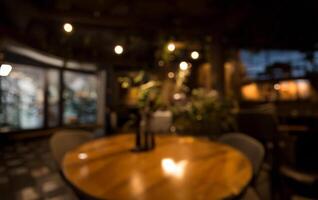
63,71,97,124
0,64,45,130
240,50,311,80
0,63,98,132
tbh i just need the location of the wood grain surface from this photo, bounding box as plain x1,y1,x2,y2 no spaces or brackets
62,134,252,200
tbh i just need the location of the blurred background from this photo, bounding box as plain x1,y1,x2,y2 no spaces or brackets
1,0,318,200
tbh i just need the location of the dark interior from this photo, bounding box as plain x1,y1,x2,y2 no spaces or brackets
1,1,318,200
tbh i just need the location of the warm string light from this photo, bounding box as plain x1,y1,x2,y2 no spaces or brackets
179,61,189,71
274,83,281,90
61,30,200,65
63,23,73,33
59,31,200,61
114,45,124,55
158,60,165,67
168,72,175,79
167,43,176,52
191,51,199,60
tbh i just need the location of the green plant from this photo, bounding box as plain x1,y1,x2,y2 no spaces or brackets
138,81,162,111
171,88,237,136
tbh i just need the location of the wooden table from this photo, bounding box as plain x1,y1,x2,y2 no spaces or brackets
62,134,252,200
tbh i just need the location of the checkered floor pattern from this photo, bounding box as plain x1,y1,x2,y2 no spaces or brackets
0,138,78,200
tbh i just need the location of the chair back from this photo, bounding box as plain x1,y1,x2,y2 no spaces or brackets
50,129,92,168
219,133,265,176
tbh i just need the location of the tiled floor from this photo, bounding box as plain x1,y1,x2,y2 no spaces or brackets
0,138,78,200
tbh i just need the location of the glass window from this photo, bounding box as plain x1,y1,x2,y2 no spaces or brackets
0,64,45,131
47,69,60,127
63,71,97,125
240,50,311,80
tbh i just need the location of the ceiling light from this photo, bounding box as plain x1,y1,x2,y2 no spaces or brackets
274,83,281,90
0,64,12,76
63,23,73,33
114,45,124,55
168,72,175,79
191,51,199,60
167,43,176,52
158,60,165,67
179,61,189,71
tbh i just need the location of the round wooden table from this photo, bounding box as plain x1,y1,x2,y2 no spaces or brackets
62,134,252,200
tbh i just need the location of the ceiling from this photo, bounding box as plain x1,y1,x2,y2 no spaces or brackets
1,0,318,64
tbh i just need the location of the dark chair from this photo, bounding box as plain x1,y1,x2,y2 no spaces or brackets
278,134,318,199
50,129,97,200
50,129,93,168
280,165,318,198
219,133,265,200
219,133,265,176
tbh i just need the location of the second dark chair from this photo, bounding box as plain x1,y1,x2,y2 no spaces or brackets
219,132,265,176
219,133,265,200
50,129,93,168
